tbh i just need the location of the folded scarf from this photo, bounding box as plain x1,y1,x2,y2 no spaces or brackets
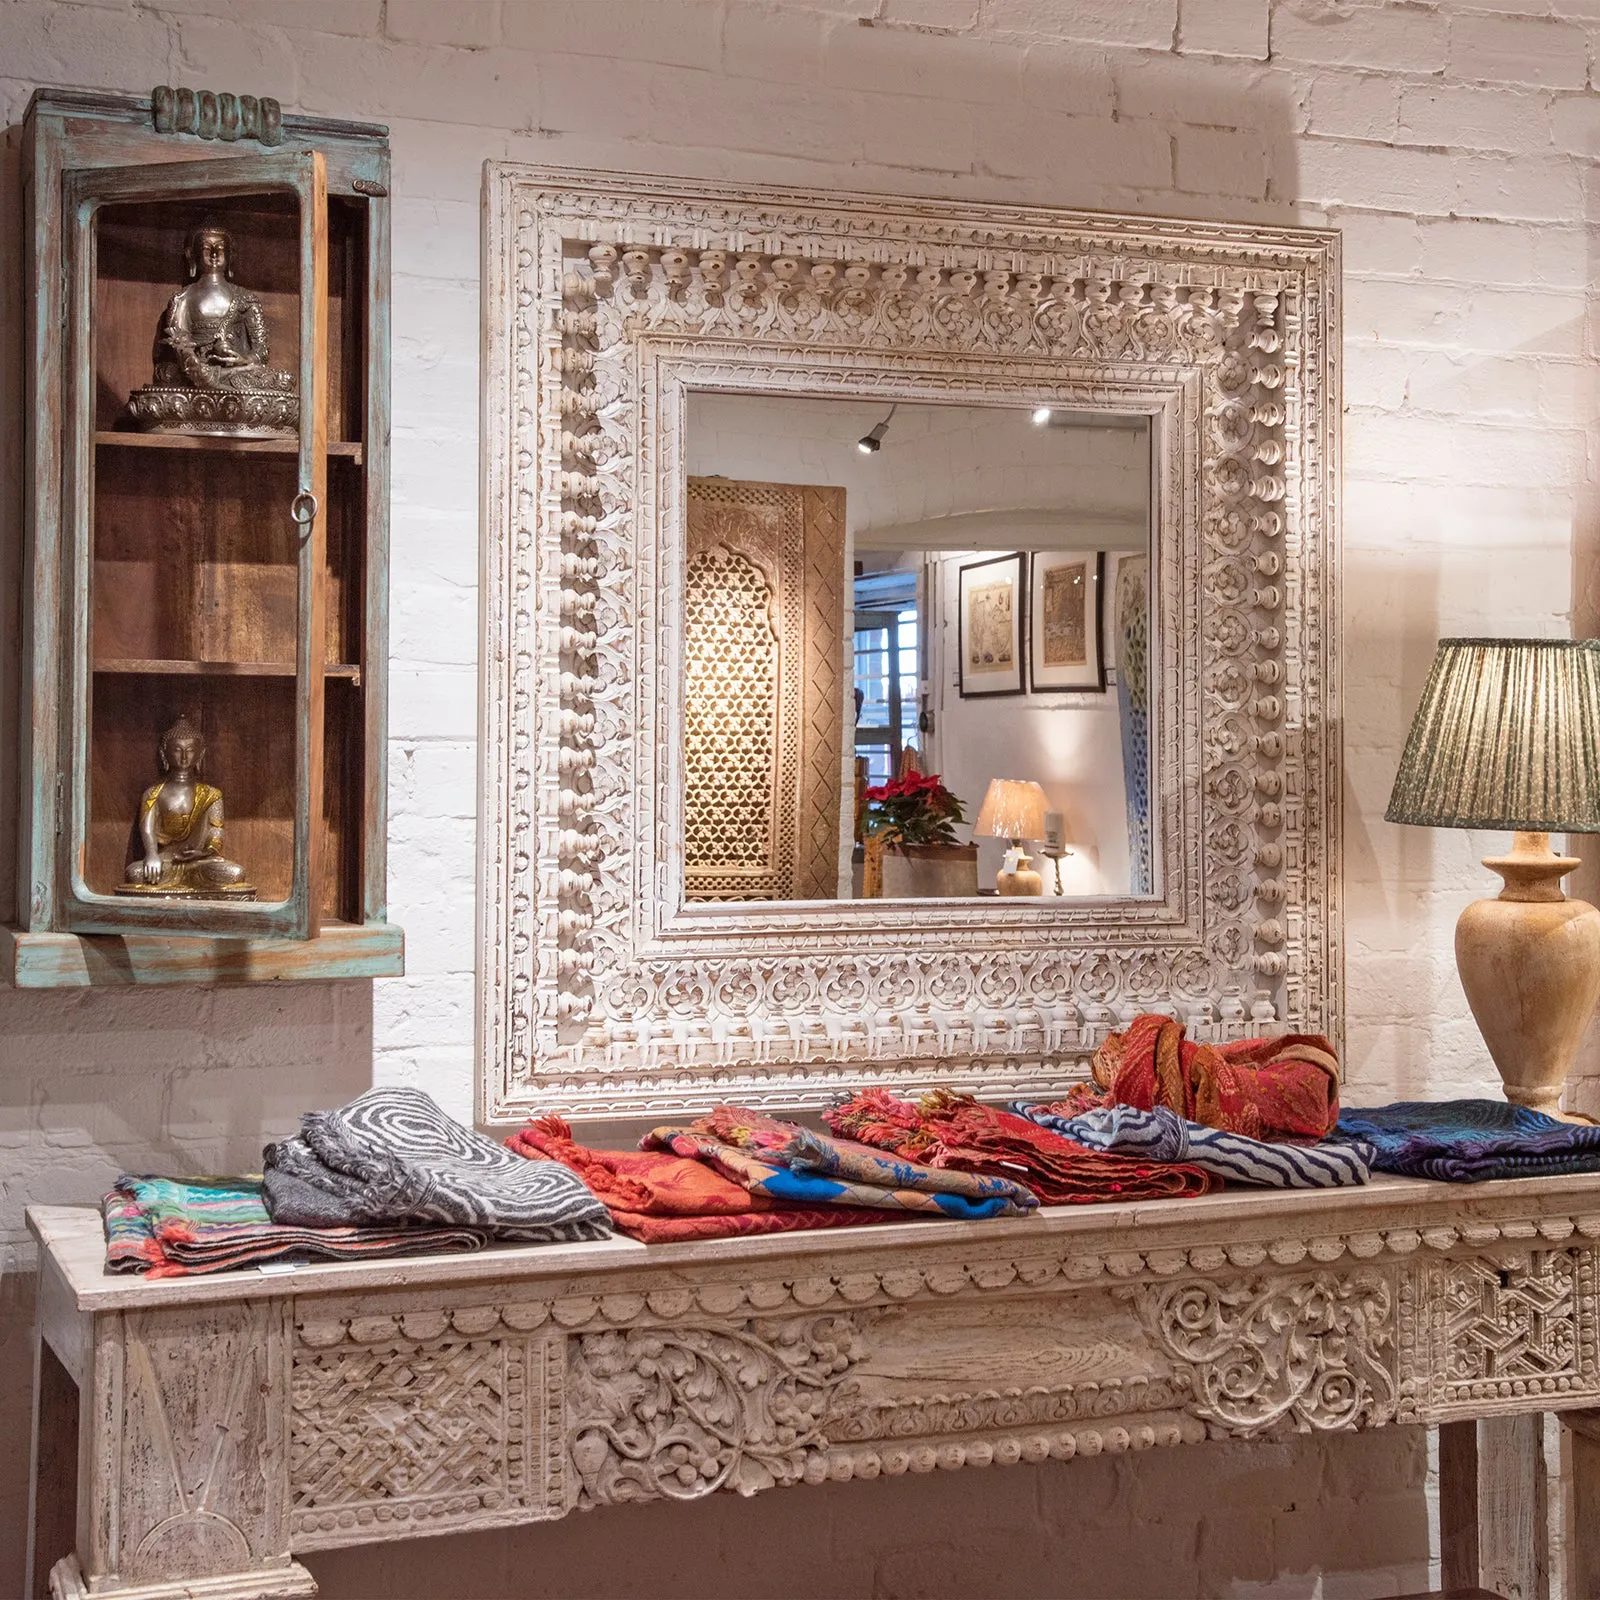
1014,1102,1372,1189
1335,1100,1600,1182
507,1116,902,1241
105,1175,490,1279
643,1126,1030,1219
1049,1013,1342,1140
696,1104,1039,1211
264,1087,610,1243
826,1088,1217,1203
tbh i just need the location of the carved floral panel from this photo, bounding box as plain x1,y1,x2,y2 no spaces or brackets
480,168,1342,1121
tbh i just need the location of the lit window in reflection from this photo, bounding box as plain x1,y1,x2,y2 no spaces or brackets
853,568,920,786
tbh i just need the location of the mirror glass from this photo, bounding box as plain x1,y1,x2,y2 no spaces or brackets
681,393,1154,904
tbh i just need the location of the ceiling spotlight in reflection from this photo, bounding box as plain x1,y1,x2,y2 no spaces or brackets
1032,406,1052,426
858,404,896,454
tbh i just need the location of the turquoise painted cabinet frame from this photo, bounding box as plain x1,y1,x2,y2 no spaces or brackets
10,89,402,985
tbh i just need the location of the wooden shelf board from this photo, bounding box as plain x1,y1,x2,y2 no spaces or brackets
94,430,363,463
1,920,403,987
94,659,361,679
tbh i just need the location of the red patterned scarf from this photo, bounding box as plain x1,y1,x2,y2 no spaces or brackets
825,1088,1216,1203
1052,1013,1341,1140
507,1116,899,1243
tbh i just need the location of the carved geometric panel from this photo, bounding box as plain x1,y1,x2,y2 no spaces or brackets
683,478,845,903
289,1317,564,1548
684,543,782,887
1419,1248,1600,1414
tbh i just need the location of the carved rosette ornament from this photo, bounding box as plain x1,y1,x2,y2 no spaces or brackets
481,169,1341,1121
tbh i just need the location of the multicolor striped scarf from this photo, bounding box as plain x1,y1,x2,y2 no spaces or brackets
1335,1100,1600,1181
643,1126,1034,1219
695,1105,1039,1212
105,1175,493,1279
1013,1103,1373,1189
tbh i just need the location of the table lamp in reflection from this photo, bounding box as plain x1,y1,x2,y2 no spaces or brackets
975,778,1048,896
1386,638,1600,1118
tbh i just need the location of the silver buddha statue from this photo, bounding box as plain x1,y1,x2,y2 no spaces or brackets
117,715,255,900
125,224,297,436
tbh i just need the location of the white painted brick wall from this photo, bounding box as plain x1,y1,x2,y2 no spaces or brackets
1,0,1595,1592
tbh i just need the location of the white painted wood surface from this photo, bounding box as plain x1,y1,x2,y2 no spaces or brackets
28,1173,1600,1597
476,171,1343,1125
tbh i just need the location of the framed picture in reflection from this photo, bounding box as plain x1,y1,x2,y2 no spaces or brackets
957,552,1025,697
1027,551,1106,693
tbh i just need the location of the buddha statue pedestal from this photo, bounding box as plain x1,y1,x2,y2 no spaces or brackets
115,715,256,902
124,223,297,438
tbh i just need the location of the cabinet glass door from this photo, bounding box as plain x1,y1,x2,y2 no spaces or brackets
57,151,329,938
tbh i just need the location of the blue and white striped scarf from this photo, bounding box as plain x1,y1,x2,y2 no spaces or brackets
1011,1102,1373,1189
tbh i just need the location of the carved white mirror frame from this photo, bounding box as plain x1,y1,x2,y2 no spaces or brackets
479,166,1341,1124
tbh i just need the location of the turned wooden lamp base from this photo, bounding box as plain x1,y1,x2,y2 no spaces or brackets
1456,831,1600,1120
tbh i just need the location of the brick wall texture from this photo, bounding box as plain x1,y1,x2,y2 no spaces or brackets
2,0,1597,1594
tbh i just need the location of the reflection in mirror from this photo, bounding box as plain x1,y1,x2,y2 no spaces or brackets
682,394,1154,905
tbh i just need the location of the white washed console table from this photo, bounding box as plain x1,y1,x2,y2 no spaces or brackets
27,1179,1600,1599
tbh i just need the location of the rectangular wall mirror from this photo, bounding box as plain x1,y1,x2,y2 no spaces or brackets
480,168,1341,1123
682,394,1155,903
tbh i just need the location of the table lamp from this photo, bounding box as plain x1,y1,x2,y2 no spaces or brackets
975,778,1048,896
1386,638,1600,1117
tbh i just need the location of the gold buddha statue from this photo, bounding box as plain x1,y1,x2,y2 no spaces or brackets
117,716,255,900
125,223,297,436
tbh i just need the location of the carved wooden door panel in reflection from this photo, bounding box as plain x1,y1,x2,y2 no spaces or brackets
683,478,846,903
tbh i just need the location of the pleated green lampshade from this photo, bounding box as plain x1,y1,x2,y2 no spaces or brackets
1386,638,1600,832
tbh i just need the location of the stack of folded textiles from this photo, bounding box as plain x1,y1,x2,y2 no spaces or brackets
104,1175,496,1279
826,1087,1218,1201
106,1087,613,1279
264,1087,611,1243
508,1105,1037,1240
1336,1100,1600,1181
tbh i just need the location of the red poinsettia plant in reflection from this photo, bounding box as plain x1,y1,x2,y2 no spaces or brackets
861,772,968,847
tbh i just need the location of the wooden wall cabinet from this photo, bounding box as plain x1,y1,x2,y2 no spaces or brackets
7,89,402,985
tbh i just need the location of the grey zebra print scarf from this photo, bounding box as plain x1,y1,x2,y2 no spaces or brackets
264,1087,610,1243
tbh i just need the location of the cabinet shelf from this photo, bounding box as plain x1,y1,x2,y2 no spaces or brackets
1,920,403,986
95,431,363,463
94,659,362,681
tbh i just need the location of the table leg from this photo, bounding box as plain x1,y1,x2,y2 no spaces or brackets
58,1300,315,1600
1562,1410,1600,1600
1440,1416,1551,1600
1441,1420,1481,1592
27,1335,79,1600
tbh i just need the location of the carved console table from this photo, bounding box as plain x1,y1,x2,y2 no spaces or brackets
27,1178,1600,1598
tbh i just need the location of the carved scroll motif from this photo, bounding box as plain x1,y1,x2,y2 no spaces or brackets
566,1316,870,1507
1133,1273,1397,1436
